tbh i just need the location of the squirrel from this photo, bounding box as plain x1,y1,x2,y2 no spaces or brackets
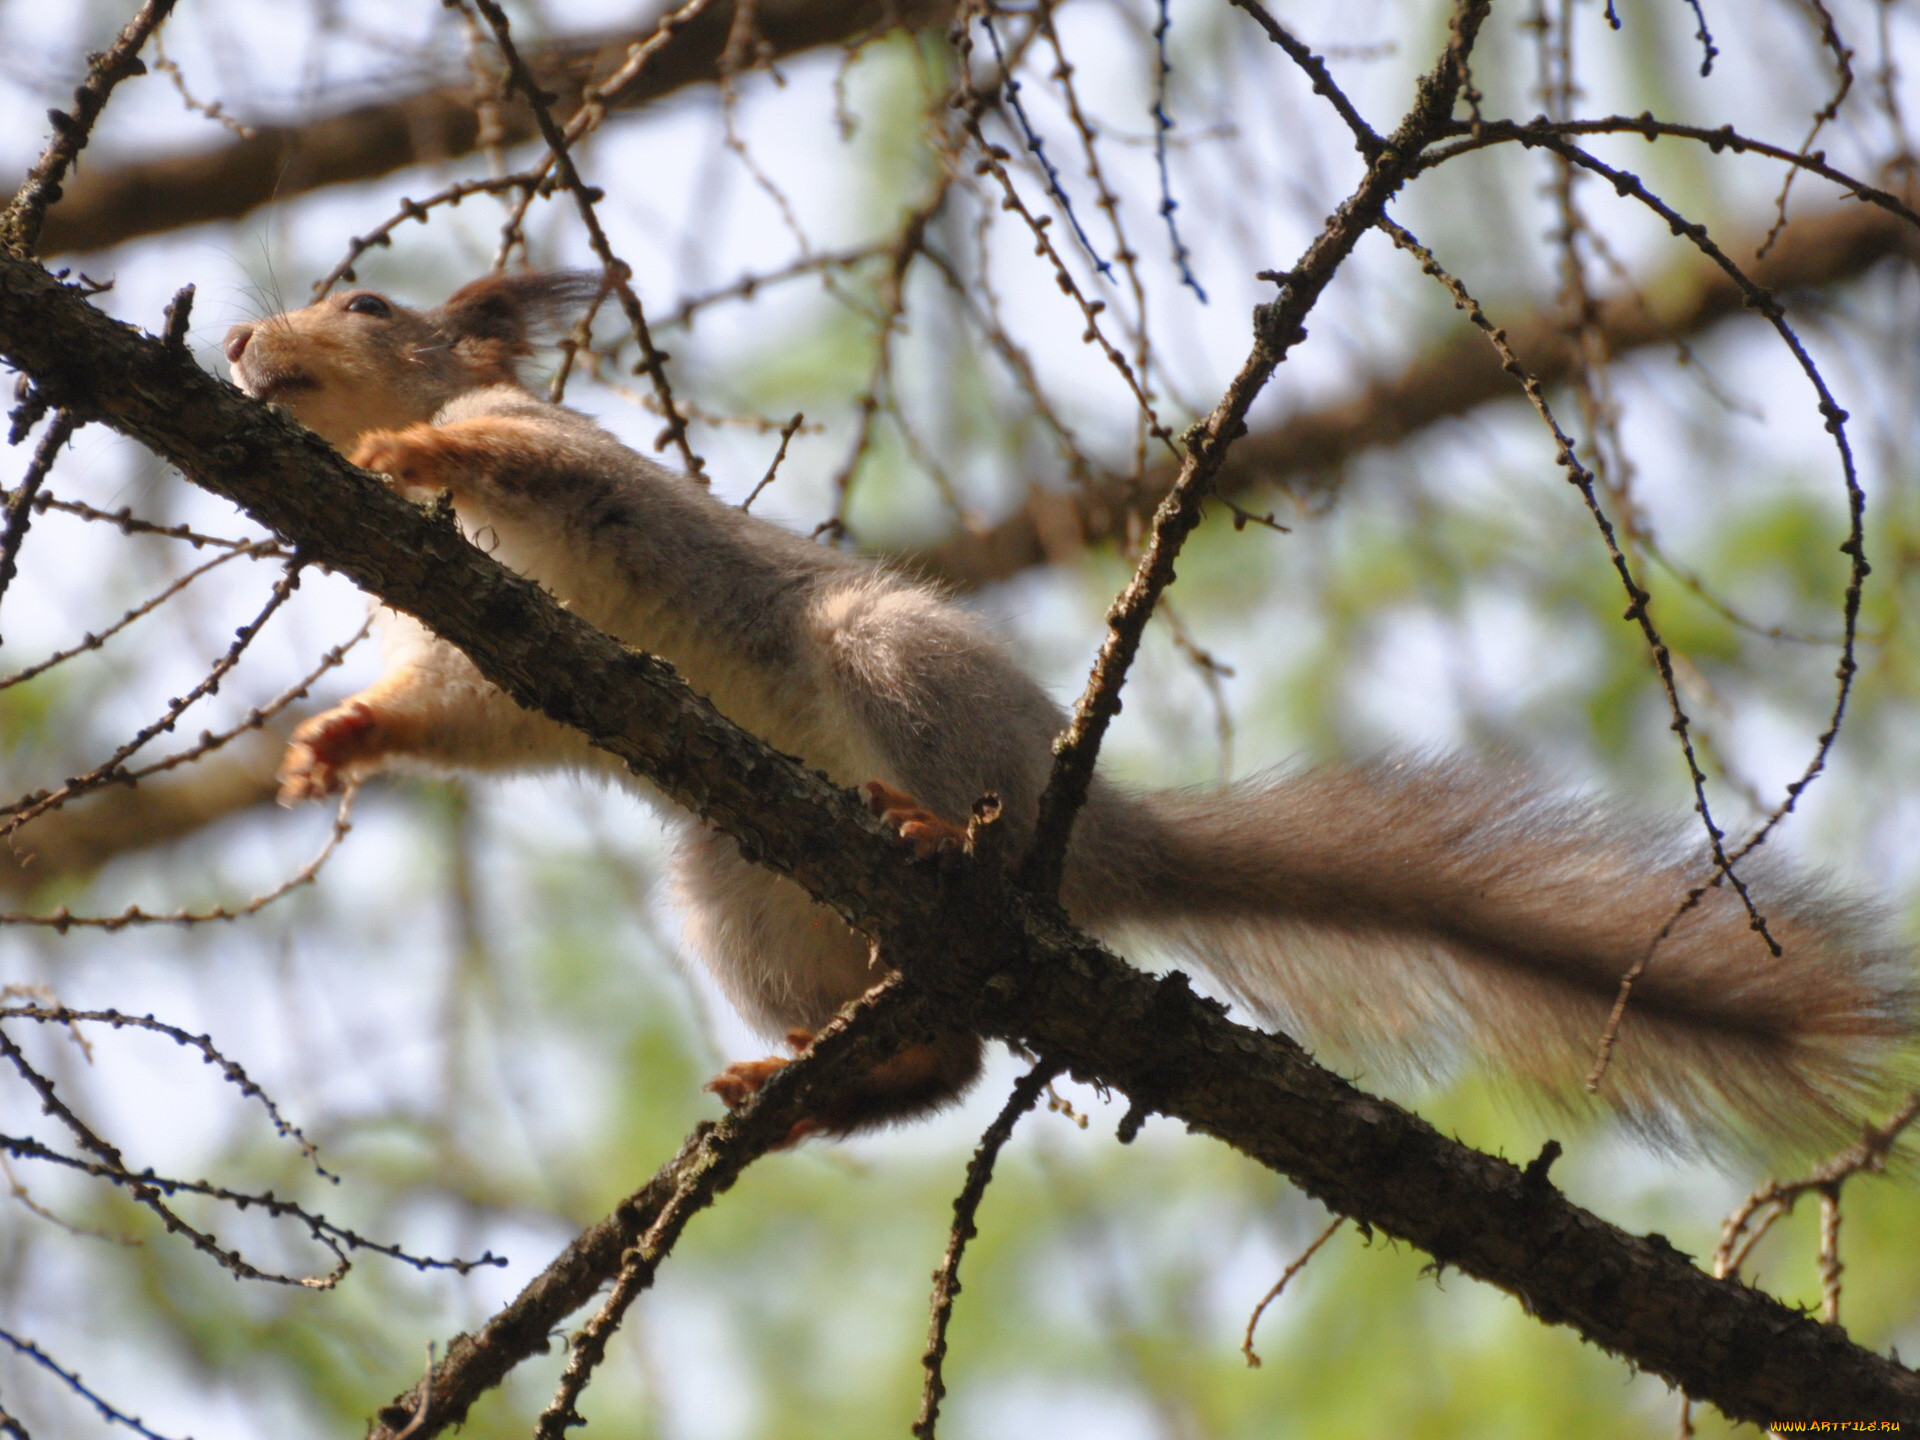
224,271,1915,1150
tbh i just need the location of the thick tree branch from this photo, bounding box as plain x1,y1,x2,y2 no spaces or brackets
905,200,1917,590
38,0,956,258
0,733,280,897
0,234,1912,1433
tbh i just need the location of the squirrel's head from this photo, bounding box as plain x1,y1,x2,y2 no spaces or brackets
224,272,602,449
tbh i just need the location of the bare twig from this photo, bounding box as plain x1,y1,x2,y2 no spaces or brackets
468,0,707,479
0,1129,501,1285
1,0,177,256
906,202,1914,592
528,978,939,1440
819,179,953,537
29,491,267,550
0,410,77,633
955,15,1176,463
1016,0,1492,898
37,3,964,257
485,0,720,272
1,1148,142,1244
1510,140,1873,901
914,1058,1060,1439
0,1328,183,1440
717,0,813,259
0,1004,335,1180
1679,1084,1920,1433
0,782,358,932
150,32,254,140
1419,116,1920,232
0,561,303,836
0,1014,496,1287
113,616,370,784
1242,1215,1346,1366
311,175,538,299
1159,598,1235,782
1226,0,1384,157
976,10,1112,279
1681,0,1720,77
1368,216,1784,1089
1032,0,1158,478
740,412,804,511
1148,0,1206,301
656,243,893,330
0,542,280,694
1713,1092,1920,1301
1759,0,1855,257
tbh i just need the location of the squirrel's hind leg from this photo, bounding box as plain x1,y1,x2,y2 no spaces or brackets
705,1031,984,1139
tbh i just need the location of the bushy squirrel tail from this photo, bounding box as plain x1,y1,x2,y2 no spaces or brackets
1070,758,1916,1155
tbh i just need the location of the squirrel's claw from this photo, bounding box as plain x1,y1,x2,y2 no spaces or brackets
704,1055,791,1110
278,700,380,806
350,424,452,499
863,781,967,860
705,1032,822,1146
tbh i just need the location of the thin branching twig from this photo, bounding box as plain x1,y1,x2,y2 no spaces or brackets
0,1004,335,1180
1016,1,1492,898
1242,1215,1346,1367
0,561,305,836
0,1328,183,1440
1,783,358,932
0,410,77,632
2,0,177,255
914,1058,1060,1439
740,412,804,511
0,542,281,693
468,0,707,480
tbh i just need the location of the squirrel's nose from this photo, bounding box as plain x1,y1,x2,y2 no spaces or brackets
224,324,252,365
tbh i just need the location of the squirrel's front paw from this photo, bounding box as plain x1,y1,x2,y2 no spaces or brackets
279,700,383,805
350,425,456,499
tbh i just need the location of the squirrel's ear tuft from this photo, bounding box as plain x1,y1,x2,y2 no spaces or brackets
434,271,604,354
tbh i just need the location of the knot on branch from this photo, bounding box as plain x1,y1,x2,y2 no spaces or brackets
1251,299,1307,359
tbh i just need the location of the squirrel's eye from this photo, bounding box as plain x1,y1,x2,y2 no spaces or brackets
344,294,392,318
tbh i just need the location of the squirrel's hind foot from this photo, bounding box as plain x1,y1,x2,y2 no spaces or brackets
703,1030,982,1139
863,781,968,860
703,1029,815,1109
704,1055,794,1110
